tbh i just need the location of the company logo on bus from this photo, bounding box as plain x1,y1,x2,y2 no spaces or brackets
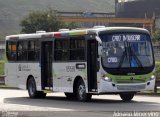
127,73,135,75
130,77,134,80
18,64,30,71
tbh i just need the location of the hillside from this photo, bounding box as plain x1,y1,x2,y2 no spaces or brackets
0,0,115,40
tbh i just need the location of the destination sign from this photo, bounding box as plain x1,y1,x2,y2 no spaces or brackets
112,35,141,42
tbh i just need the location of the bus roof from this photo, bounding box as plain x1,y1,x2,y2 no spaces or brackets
6,27,150,41
89,27,150,34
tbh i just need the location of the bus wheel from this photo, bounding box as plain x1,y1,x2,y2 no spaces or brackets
77,79,91,102
27,77,46,98
120,93,134,101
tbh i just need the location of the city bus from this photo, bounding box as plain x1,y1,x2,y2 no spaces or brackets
5,27,155,101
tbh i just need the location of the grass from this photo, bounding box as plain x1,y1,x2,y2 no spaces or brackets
140,89,160,94
0,85,17,89
0,61,4,75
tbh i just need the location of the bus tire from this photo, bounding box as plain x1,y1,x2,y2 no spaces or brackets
120,93,134,101
27,77,46,98
64,93,76,99
76,79,91,102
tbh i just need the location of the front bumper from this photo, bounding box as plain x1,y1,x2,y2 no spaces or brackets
99,78,155,93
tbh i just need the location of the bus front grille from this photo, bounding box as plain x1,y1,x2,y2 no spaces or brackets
116,84,146,90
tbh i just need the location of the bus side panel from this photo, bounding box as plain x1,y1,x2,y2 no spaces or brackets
52,62,88,93
5,63,18,87
29,63,42,91
16,63,41,90
5,63,42,90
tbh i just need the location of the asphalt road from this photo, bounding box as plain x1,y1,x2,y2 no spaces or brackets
0,89,160,117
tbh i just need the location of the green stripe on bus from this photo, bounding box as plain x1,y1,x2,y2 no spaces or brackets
105,73,152,83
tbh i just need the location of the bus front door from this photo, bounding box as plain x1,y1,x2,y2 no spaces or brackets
87,39,97,92
41,41,53,90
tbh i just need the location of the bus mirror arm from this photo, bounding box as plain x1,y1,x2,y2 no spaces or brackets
98,46,103,56
95,36,102,44
95,36,103,56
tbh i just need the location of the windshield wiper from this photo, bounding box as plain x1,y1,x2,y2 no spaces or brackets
118,51,126,68
118,42,128,68
118,42,144,69
129,44,143,68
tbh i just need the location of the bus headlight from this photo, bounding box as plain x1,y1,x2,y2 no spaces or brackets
150,75,156,80
103,77,112,82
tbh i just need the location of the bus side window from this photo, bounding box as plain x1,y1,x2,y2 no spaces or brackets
23,41,28,60
6,41,17,61
54,39,62,61
17,41,23,61
54,39,70,61
34,41,40,61
28,41,35,61
17,41,28,61
70,37,85,61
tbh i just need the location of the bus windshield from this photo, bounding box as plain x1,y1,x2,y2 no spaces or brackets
99,33,154,69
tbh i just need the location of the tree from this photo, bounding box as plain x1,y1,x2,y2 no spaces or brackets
20,9,78,33
152,28,160,42
64,22,79,29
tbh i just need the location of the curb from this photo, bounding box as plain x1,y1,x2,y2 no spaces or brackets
137,93,160,96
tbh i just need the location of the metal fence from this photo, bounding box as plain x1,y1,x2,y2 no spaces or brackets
153,45,160,61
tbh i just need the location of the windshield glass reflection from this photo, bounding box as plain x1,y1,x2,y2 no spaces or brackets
100,33,153,68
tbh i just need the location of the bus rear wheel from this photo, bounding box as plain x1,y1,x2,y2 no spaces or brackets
27,77,46,98
120,93,134,101
77,79,91,102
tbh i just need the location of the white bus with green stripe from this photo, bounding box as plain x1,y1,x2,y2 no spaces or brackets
5,27,155,101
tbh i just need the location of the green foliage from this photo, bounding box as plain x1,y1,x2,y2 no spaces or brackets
152,29,160,42
0,0,115,39
64,22,79,30
0,61,4,75
154,62,160,79
20,9,79,33
20,9,65,33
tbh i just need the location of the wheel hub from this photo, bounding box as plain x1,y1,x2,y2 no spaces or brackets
29,81,35,95
78,85,85,99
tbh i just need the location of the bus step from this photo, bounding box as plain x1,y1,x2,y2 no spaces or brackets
88,92,98,94
43,90,53,93
45,87,53,90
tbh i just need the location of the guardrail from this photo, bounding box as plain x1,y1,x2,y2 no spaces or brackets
155,79,160,93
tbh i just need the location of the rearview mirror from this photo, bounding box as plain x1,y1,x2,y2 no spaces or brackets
95,36,102,44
